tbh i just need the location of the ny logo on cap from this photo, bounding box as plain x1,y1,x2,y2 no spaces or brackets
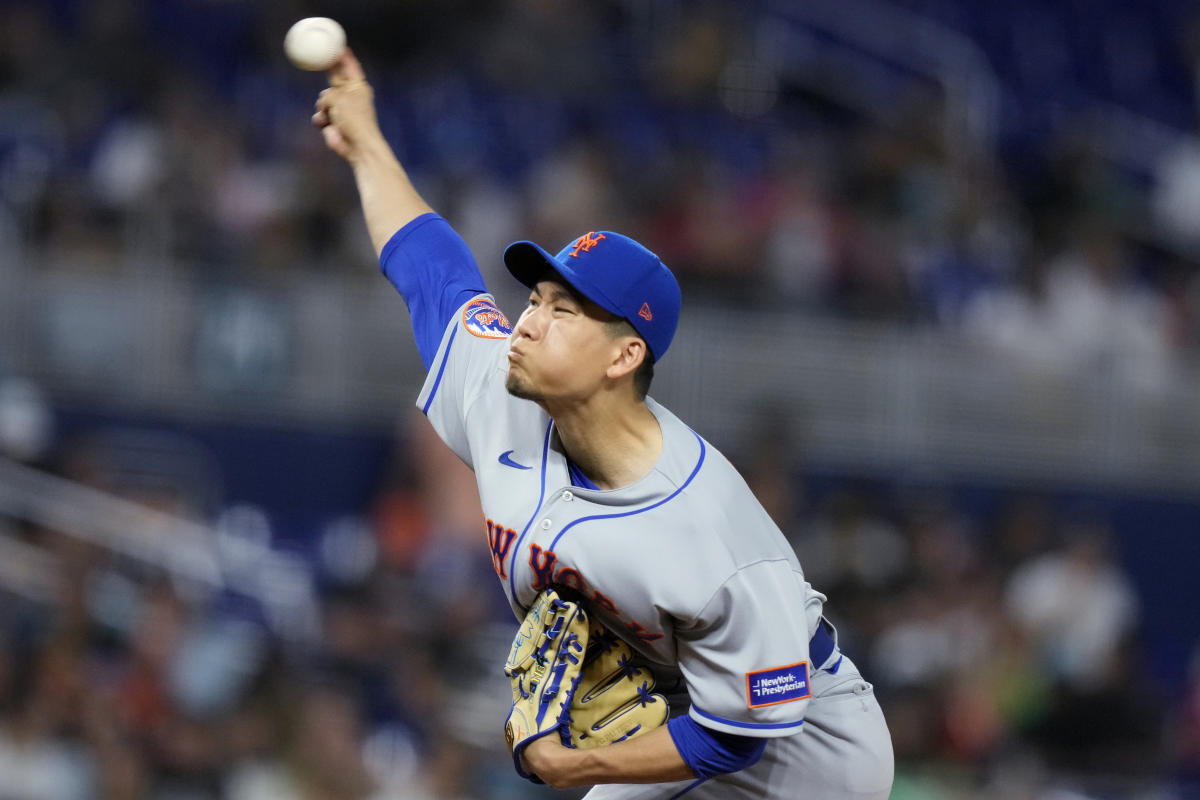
569,231,606,257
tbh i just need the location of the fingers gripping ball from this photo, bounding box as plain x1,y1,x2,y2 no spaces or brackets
568,622,670,748
284,17,346,71
503,589,589,782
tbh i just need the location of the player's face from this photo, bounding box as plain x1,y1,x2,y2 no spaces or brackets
506,280,624,404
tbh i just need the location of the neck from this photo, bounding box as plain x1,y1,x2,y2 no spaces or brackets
543,392,662,490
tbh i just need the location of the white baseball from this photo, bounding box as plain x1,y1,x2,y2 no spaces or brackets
284,17,346,71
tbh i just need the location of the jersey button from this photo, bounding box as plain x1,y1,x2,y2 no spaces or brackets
540,519,552,530
562,491,574,502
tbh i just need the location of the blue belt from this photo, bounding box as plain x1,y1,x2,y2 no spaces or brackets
809,618,841,674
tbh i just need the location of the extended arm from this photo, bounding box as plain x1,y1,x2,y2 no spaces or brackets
311,49,486,370
313,49,432,256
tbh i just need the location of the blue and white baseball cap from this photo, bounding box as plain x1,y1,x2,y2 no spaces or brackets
503,231,682,361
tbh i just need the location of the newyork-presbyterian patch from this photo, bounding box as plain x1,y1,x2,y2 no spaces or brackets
746,662,811,708
463,298,512,339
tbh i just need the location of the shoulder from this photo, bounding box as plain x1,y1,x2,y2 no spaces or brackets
459,296,514,341
646,401,799,566
418,294,544,459
649,404,761,526
429,294,514,384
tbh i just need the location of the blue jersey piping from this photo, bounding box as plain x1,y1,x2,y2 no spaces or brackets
508,420,555,609
691,705,805,731
547,430,706,551
668,778,709,799
421,324,459,415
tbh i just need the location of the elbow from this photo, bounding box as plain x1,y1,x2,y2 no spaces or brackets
531,760,584,790
521,739,584,789
541,773,578,790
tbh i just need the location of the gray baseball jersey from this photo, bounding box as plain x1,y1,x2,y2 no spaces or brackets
417,293,893,797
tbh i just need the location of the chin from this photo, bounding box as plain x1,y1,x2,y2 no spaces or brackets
505,371,541,401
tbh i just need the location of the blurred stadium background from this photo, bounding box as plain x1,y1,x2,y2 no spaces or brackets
0,0,1199,797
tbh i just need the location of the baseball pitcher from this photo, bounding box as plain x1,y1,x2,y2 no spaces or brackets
312,49,894,799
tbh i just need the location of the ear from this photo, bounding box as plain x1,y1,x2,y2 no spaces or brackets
605,336,647,382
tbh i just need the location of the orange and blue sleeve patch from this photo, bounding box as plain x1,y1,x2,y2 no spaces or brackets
746,661,810,708
463,297,512,339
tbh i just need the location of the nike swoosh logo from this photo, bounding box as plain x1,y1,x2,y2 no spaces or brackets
498,450,532,470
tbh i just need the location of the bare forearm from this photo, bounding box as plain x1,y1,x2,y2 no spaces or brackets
349,135,433,256
312,49,434,256
522,726,695,789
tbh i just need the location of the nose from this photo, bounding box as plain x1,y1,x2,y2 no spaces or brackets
513,304,544,341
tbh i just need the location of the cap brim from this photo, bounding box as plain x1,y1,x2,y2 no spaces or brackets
502,240,560,288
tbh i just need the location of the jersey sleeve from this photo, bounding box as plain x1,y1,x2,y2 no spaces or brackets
676,560,815,738
379,213,488,370
414,293,514,468
667,715,766,779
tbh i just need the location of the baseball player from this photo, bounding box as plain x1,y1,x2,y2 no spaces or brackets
313,50,894,798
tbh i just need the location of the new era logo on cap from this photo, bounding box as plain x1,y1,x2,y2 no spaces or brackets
638,303,653,321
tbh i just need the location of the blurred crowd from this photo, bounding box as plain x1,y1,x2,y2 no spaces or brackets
0,413,544,800
2,0,1200,383
2,0,1200,798
744,443,1189,799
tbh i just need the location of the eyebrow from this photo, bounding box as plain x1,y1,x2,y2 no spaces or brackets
532,285,580,306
